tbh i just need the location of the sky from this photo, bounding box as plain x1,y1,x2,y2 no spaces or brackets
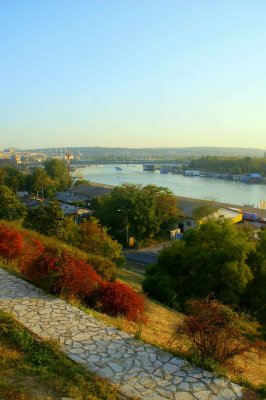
0,0,266,150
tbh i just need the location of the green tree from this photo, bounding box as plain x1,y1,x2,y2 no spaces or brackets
94,184,180,243
25,168,58,198
244,229,266,324
0,185,26,221
192,202,215,221
75,218,124,266
143,220,253,308
0,169,7,185
189,155,266,176
44,159,70,190
74,179,91,187
24,201,77,240
1,166,25,192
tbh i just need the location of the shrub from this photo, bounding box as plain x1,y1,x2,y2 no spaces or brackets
18,233,45,273
55,252,102,299
21,244,63,290
86,254,117,281
97,280,145,321
0,225,24,259
25,246,102,300
143,221,253,309
142,266,176,307
0,222,145,322
173,299,256,365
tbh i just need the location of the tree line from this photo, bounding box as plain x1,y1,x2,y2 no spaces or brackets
0,158,70,198
189,155,266,176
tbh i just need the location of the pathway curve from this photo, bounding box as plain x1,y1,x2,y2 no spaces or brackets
0,269,248,399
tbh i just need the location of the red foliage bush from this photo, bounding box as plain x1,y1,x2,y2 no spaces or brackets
55,251,102,299
97,280,145,321
25,245,102,300
0,223,145,321
0,225,24,259
18,234,45,273
174,299,255,365
21,244,60,285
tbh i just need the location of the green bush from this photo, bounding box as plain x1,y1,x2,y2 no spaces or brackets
143,220,254,309
86,253,117,281
142,268,176,307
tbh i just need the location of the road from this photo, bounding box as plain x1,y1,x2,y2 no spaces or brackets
123,242,170,266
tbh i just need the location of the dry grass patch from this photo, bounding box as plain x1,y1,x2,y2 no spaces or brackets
0,338,56,400
115,266,266,391
0,311,123,400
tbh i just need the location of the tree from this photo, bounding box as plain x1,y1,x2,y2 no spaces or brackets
0,169,7,185
0,185,26,221
189,155,266,177
244,229,266,324
0,166,25,192
74,179,91,187
25,168,58,198
75,218,124,266
44,159,70,190
143,220,253,308
192,202,215,221
24,201,78,240
94,184,181,243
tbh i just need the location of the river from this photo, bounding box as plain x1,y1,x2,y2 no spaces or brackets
78,164,266,207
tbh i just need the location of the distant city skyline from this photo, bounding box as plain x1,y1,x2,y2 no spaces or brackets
1,1,266,149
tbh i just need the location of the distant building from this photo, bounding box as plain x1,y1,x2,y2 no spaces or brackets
71,184,112,199
17,191,29,199
200,208,242,225
176,196,266,233
240,173,262,184
4,147,17,154
55,184,112,206
185,170,200,176
177,198,243,232
0,159,15,167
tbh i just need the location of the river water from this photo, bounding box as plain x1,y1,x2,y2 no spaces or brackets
79,164,266,207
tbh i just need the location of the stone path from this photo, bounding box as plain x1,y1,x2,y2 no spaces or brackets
0,268,248,399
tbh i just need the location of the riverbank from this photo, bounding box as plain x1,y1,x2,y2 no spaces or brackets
87,181,266,220
79,164,266,207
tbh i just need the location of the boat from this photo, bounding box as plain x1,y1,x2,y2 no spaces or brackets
160,168,169,174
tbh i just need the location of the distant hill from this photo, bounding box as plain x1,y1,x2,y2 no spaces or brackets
15,146,266,159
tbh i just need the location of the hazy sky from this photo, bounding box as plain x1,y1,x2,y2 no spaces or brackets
1,1,266,149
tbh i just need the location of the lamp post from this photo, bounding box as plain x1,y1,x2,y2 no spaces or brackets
117,209,129,245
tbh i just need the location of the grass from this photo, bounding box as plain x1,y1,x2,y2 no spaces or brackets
1,256,265,397
0,310,122,400
116,264,266,393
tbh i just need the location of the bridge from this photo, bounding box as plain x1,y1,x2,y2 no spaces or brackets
20,160,188,168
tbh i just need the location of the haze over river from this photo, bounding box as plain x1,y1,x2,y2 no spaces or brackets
80,164,266,207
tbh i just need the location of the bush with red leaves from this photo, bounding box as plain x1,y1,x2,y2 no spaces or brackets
0,225,24,259
55,251,102,299
25,245,102,300
97,280,145,321
18,234,45,273
174,298,256,365
0,222,146,321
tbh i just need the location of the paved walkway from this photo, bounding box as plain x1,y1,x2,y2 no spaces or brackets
0,268,248,399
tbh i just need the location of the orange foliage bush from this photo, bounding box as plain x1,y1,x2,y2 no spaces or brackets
98,280,145,321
